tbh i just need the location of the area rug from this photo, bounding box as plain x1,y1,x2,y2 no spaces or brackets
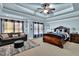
0,40,40,56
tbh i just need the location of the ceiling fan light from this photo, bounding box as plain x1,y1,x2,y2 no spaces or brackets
43,10,48,14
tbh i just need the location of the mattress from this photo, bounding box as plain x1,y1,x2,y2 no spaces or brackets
15,41,79,56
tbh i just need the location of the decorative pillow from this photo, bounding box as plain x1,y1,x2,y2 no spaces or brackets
0,35,3,39
20,33,25,36
1,34,9,39
12,34,18,37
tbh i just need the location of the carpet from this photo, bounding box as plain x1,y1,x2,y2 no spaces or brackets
0,40,40,56
15,38,79,56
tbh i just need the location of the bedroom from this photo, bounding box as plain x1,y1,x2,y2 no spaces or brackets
0,3,79,56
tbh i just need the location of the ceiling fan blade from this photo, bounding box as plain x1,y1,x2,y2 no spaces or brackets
46,11,50,14
40,11,43,13
47,10,53,14
51,8,55,10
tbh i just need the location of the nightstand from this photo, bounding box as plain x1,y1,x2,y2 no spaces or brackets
70,33,79,43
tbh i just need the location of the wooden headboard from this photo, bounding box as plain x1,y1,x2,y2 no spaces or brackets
54,26,70,34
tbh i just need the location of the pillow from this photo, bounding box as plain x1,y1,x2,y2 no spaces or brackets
20,33,25,36
1,34,9,39
56,29,60,34
0,35,3,39
64,32,70,41
12,34,18,37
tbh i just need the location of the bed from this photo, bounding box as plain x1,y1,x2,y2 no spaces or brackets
43,26,70,48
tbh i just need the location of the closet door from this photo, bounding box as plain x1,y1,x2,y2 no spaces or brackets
33,22,39,38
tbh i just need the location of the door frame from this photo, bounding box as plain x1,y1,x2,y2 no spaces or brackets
33,22,44,38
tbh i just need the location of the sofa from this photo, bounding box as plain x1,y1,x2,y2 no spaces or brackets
0,33,27,46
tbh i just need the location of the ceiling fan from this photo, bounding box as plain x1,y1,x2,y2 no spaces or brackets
37,3,55,14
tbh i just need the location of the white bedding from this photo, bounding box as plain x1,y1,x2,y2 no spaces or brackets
15,41,79,56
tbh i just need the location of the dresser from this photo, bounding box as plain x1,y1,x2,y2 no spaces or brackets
70,33,79,43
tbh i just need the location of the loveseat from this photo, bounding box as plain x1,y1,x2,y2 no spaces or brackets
0,33,27,46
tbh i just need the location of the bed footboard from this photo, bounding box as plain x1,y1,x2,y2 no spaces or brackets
43,34,64,48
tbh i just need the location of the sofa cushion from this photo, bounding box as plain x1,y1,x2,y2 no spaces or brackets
1,34,9,40
12,34,18,37
20,33,25,37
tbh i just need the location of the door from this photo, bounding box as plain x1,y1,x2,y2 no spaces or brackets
38,23,43,37
33,22,44,38
33,22,39,38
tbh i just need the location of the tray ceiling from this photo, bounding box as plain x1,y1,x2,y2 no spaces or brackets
2,3,74,19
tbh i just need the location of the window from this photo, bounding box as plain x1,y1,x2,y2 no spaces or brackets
39,23,43,35
19,22,23,32
4,21,14,33
3,19,24,33
15,22,23,33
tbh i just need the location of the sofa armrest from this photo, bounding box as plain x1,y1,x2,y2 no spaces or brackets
0,37,2,41
23,35,27,41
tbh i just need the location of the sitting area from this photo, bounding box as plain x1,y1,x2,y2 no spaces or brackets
0,33,27,46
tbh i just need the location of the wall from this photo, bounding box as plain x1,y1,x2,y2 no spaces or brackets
0,4,3,33
44,23,51,33
0,19,1,33
47,16,79,34
27,20,33,39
